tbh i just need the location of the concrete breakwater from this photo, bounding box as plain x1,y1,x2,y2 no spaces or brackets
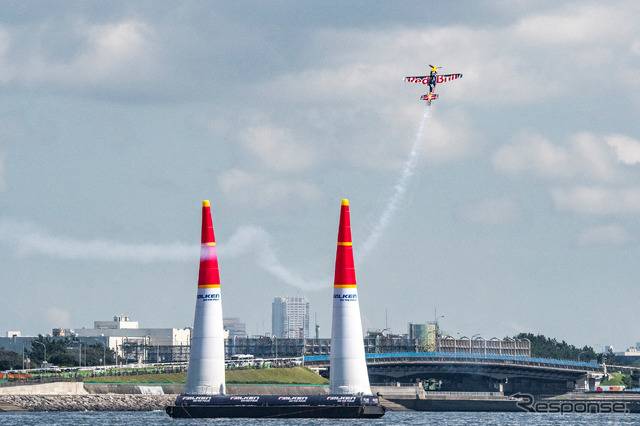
0,382,179,412
0,394,176,412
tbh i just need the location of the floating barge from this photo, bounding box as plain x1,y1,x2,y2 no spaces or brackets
165,394,385,418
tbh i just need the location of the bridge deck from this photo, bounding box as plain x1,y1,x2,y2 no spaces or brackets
304,352,603,373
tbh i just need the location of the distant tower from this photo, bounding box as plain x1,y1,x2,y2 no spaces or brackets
184,201,226,395
272,296,310,338
329,199,372,395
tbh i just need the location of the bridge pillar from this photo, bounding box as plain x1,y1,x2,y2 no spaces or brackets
575,375,589,391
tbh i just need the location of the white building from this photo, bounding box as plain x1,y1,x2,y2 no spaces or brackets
272,296,309,339
72,315,191,363
94,315,139,330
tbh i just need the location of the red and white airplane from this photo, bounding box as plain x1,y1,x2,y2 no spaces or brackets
404,65,463,105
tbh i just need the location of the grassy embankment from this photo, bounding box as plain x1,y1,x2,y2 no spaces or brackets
600,372,627,386
83,367,328,385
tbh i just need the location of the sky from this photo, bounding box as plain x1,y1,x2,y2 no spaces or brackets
1,1,640,352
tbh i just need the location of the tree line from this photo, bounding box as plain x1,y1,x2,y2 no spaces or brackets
514,333,599,362
0,335,116,370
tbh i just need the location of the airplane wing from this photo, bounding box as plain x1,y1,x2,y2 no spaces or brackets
404,73,463,85
437,73,463,83
403,75,428,84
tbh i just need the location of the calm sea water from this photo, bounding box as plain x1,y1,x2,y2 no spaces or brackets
2,411,640,425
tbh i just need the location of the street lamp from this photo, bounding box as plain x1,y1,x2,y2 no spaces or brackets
33,341,46,367
76,342,83,367
273,336,278,365
145,335,151,365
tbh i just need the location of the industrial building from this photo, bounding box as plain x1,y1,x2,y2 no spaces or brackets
363,324,530,357
437,335,530,356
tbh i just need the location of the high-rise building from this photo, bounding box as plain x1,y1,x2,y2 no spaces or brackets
224,317,247,338
272,296,309,339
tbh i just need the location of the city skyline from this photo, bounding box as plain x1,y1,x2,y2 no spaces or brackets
3,309,635,355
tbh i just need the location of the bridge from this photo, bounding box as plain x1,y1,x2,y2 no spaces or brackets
304,352,605,394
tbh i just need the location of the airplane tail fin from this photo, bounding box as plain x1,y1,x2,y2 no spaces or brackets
420,93,438,101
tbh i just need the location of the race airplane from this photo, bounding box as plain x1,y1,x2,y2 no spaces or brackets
404,65,463,105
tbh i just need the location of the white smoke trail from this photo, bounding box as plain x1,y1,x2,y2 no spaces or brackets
0,218,196,262
0,218,328,290
357,107,430,264
220,225,328,291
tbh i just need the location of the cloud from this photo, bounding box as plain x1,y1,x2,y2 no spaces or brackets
0,28,10,84
576,224,633,247
457,197,523,225
79,20,157,81
218,168,322,206
605,134,640,165
260,26,499,105
0,19,158,92
492,133,571,178
239,124,321,172
570,133,617,181
421,108,473,162
492,132,617,181
0,152,6,191
494,131,640,217
551,186,640,214
512,5,630,46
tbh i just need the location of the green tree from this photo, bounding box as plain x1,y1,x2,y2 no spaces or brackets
515,333,597,362
25,335,107,367
0,347,22,370
50,351,77,367
27,335,74,367
85,343,115,366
